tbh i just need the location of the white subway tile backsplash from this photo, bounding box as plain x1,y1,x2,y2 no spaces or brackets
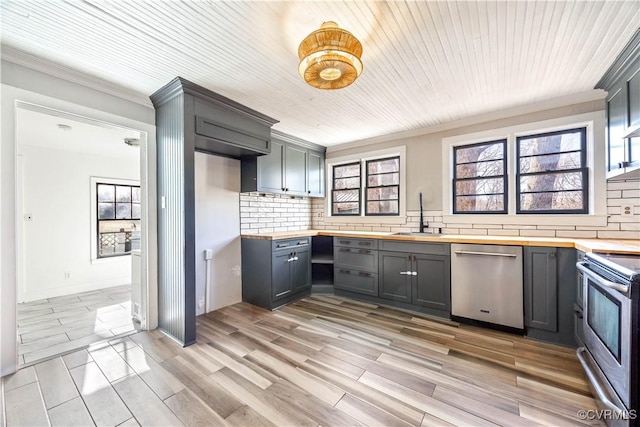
556,230,598,238
242,179,639,238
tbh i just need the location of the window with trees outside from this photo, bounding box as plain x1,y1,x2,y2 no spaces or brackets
516,127,587,213
332,156,401,216
453,140,507,213
332,162,361,215
366,157,400,215
97,183,141,258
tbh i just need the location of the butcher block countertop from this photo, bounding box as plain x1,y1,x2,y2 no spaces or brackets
241,230,640,255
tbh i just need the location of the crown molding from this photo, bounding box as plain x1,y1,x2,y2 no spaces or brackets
1,44,153,107
326,89,607,153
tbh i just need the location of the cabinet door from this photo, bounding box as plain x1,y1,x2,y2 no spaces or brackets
412,254,450,311
291,249,311,293
258,139,285,193
379,251,412,303
607,89,627,172
284,144,307,196
307,150,325,197
272,251,292,301
524,247,558,332
628,70,640,165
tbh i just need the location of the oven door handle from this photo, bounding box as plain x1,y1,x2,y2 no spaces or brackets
576,262,629,294
576,347,628,415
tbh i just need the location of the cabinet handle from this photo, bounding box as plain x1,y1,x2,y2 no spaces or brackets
549,252,556,259
308,191,311,194
276,244,289,248
413,255,417,262
339,248,351,253
339,240,351,245
358,241,372,246
275,290,290,297
340,269,351,274
400,271,411,275
358,249,370,254
297,240,308,245
411,271,417,276
358,272,371,277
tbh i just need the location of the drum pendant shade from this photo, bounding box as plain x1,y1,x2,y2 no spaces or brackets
298,21,363,90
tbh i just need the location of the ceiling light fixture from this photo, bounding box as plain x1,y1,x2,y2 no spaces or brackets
298,21,363,90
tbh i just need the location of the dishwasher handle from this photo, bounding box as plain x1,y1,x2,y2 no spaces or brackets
453,250,518,258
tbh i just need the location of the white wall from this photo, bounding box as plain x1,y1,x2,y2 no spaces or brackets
18,143,139,302
194,152,242,315
1,60,157,377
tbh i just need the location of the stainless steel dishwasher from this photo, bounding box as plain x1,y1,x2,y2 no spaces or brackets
451,243,524,330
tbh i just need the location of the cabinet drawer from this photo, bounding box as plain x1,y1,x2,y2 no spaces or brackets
273,238,310,252
379,240,449,255
334,269,378,296
334,237,378,250
334,247,378,272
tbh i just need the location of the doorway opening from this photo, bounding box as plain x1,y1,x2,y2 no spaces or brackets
15,103,149,365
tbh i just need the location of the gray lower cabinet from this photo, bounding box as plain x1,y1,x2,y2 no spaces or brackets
379,251,451,311
333,238,379,296
523,246,577,346
241,237,311,310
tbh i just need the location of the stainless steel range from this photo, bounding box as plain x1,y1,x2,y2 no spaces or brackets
576,252,639,427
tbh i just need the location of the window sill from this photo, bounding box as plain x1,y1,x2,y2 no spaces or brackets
91,254,131,265
442,214,608,227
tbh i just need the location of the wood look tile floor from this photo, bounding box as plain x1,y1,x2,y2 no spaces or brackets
17,285,138,365
2,295,602,427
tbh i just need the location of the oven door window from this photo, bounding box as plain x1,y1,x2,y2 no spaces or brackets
587,279,622,363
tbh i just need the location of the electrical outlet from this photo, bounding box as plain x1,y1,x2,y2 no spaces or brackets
64,271,71,279
622,205,633,215
198,297,205,308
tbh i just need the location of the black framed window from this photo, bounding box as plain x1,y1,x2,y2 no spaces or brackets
97,183,141,258
332,162,361,215
453,139,507,213
516,127,588,213
366,156,400,215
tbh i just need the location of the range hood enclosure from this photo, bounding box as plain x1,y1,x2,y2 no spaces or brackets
151,77,278,159
149,77,277,346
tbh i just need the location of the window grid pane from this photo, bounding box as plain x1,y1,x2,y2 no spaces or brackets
332,162,360,216
453,140,507,213
366,156,400,216
516,128,587,214
97,182,140,258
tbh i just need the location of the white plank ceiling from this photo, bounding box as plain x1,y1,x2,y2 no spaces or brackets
1,1,639,146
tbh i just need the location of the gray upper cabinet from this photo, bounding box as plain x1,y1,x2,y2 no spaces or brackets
241,132,326,197
596,28,640,178
307,149,325,197
257,139,285,193
284,143,308,196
